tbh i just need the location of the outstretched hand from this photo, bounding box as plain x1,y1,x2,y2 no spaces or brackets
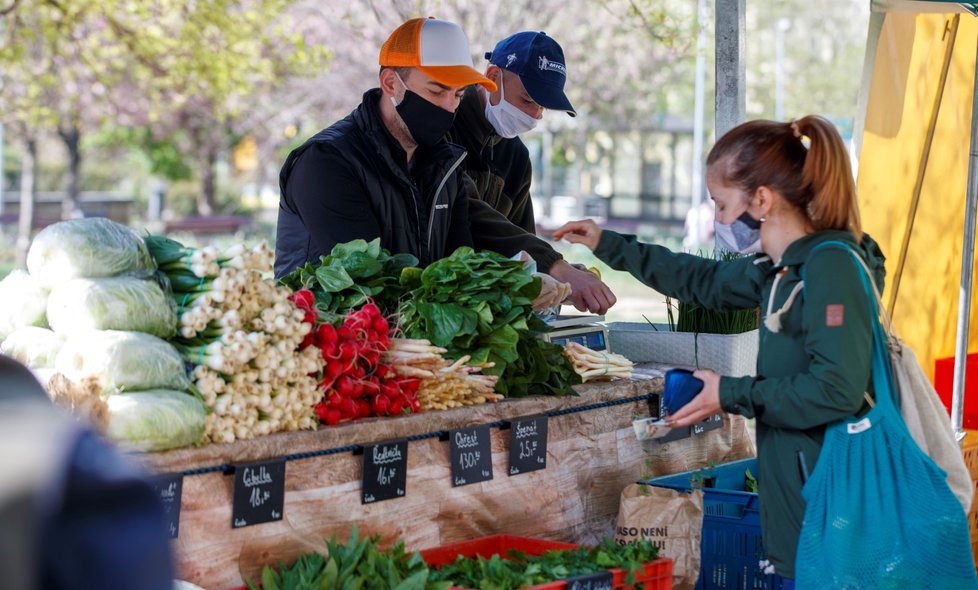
548,260,616,314
552,219,603,251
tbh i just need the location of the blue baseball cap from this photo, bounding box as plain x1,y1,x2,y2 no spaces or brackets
485,32,576,117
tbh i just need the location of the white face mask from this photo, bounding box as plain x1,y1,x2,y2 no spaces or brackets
714,211,763,254
484,76,539,138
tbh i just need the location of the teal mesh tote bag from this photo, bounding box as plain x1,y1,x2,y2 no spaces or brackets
794,242,977,590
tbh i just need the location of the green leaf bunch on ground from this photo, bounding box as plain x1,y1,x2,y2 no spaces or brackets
428,538,661,589
247,527,450,590
398,247,580,397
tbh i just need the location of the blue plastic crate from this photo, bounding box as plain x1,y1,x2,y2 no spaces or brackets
643,458,790,590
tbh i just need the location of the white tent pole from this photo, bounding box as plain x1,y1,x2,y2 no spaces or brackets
952,30,978,436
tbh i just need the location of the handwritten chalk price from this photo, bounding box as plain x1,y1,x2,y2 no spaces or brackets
450,425,493,487
151,473,183,538
508,416,548,476
565,571,613,590
362,439,408,504
231,459,285,528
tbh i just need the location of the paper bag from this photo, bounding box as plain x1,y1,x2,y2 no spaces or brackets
614,483,703,590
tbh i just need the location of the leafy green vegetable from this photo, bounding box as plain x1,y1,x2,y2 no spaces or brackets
105,389,206,452
46,277,178,338
279,239,418,318
246,527,450,590
55,330,191,394
745,467,759,493
26,217,156,288
428,538,661,589
0,270,48,341
0,326,63,368
399,247,580,397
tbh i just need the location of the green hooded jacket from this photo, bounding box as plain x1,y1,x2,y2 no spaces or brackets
594,229,886,579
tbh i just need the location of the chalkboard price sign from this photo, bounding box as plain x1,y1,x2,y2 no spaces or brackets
231,459,285,528
362,439,408,504
507,416,548,476
450,425,493,487
692,413,724,436
565,571,613,590
151,473,183,539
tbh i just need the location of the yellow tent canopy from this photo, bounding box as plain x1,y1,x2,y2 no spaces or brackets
856,0,978,429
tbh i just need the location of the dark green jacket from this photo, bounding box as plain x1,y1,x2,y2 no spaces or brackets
595,229,886,578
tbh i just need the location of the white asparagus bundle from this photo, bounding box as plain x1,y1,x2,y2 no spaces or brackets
563,341,633,382
382,338,503,410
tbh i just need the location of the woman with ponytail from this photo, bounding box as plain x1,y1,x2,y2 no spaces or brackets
554,116,886,583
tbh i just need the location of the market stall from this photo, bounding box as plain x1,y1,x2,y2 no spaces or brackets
139,372,754,590
0,217,757,589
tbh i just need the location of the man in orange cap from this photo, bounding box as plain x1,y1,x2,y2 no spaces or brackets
274,17,497,277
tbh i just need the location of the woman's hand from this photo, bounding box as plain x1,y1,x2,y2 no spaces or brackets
553,219,603,251
665,369,723,427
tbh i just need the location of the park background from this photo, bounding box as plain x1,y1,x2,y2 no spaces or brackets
0,0,870,323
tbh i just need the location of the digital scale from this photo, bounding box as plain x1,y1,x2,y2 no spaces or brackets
540,314,609,351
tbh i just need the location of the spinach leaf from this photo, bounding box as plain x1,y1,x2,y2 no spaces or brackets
400,247,579,397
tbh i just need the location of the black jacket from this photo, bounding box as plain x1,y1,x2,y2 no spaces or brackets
448,87,562,272
274,89,473,278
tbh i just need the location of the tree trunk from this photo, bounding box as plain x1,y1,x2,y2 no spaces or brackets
16,136,36,268
58,122,83,219
196,146,217,216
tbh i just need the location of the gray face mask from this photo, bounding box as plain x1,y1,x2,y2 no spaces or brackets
714,210,762,253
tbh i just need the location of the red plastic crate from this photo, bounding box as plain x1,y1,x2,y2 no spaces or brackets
420,534,672,590
420,534,578,565
935,355,977,428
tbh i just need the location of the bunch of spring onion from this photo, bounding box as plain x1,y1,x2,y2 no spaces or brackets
145,235,323,444
381,339,502,410
563,342,633,382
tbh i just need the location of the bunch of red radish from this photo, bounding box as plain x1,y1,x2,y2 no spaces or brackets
289,289,421,425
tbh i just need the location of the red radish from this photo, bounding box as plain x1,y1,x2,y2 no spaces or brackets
371,394,390,416
291,289,315,310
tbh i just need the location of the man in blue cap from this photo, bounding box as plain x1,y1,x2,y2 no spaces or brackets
451,31,616,315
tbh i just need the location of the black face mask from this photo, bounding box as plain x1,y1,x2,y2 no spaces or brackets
392,86,456,147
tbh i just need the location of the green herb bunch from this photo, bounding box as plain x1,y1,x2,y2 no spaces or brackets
279,239,419,318
428,538,661,589
398,247,580,397
665,251,758,335
247,527,450,590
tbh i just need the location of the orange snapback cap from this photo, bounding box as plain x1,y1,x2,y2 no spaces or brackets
380,17,497,91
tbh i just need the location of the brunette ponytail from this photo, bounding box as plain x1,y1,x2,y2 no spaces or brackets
794,115,862,239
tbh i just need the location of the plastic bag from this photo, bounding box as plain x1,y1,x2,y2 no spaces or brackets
0,270,48,340
55,330,190,394
1,326,64,368
47,277,177,338
27,217,156,288
105,390,206,452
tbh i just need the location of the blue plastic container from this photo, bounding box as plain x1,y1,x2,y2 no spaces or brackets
643,458,790,590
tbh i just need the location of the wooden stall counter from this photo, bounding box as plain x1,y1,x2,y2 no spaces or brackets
140,368,755,590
